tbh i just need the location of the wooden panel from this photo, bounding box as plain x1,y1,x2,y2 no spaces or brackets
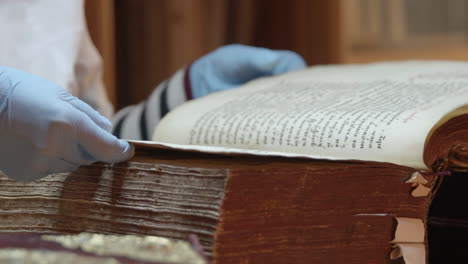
85,0,117,108
166,0,228,71
226,0,257,44
226,0,343,65
110,0,345,109
342,45,468,63
114,0,228,109
114,0,168,109
341,0,468,63
112,0,343,109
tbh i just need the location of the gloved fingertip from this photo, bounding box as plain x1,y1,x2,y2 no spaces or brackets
116,140,135,162
244,47,306,74
221,45,282,71
251,48,283,72
272,50,307,75
96,140,135,164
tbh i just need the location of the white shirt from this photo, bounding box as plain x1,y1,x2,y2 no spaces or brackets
0,0,112,117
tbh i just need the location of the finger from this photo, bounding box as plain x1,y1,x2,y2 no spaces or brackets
0,151,79,182
0,136,49,182
233,47,306,74
215,45,281,82
47,159,80,175
74,111,135,163
0,159,48,182
271,50,307,75
62,93,113,132
56,142,96,166
26,152,80,180
8,168,48,182
213,45,305,82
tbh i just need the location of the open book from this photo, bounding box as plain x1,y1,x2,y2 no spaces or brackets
3,61,468,264
151,61,468,172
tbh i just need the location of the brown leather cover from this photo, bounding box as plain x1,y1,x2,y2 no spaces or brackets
0,145,463,263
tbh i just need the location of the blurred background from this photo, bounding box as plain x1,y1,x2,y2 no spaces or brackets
85,0,468,110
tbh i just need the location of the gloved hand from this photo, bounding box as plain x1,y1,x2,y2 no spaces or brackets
190,44,306,98
0,66,134,182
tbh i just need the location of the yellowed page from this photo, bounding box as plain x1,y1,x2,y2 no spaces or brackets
153,61,468,169
390,218,426,264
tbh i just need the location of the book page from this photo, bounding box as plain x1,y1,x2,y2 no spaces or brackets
153,61,468,169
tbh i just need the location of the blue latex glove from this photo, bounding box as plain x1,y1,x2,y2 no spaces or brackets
0,66,134,182
190,44,306,98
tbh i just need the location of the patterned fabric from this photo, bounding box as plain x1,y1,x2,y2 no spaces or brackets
112,67,193,140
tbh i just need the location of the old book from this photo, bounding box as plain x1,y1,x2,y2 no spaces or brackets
0,146,465,263
2,61,468,263
150,61,468,263
153,61,468,172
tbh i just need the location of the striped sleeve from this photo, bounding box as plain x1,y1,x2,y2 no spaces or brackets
111,66,193,140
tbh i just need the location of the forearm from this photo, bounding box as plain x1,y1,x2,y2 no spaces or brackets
112,67,193,140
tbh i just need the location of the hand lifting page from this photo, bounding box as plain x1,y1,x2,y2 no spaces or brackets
152,61,468,171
